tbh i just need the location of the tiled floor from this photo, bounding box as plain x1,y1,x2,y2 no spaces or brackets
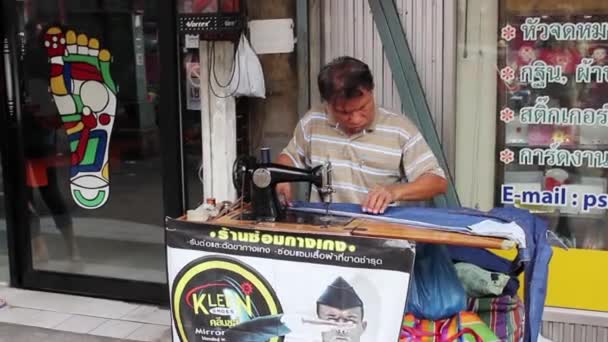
0,323,135,342
18,217,167,284
0,287,171,341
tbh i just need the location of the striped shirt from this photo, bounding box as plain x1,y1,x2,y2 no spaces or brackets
281,106,446,204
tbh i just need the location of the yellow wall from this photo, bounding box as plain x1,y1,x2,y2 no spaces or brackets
545,248,608,311
494,248,608,312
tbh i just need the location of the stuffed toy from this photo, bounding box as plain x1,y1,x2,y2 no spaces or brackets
539,44,581,75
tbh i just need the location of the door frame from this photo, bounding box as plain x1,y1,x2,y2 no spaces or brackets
0,5,23,286
0,0,183,305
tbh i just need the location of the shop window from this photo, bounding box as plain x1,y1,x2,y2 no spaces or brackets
497,0,608,251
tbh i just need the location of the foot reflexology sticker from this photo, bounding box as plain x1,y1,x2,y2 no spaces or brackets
45,27,117,209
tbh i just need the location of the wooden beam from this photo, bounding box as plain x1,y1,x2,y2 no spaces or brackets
352,219,515,250
200,40,237,202
199,41,213,201
208,210,515,250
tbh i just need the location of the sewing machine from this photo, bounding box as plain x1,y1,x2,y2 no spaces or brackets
232,148,335,222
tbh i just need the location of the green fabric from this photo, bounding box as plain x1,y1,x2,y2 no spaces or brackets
455,262,510,297
459,313,500,342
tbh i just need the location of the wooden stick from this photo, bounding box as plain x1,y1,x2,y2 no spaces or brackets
203,209,515,250
352,219,515,250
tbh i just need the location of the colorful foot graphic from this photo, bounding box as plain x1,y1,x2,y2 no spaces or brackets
45,27,117,209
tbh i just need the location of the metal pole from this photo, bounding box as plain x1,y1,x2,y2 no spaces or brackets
368,0,460,207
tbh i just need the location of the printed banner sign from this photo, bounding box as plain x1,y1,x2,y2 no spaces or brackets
166,218,414,342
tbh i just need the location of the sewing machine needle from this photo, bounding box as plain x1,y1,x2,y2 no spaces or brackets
319,199,332,227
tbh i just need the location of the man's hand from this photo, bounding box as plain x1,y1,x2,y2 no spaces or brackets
276,182,293,207
361,173,447,214
362,185,395,214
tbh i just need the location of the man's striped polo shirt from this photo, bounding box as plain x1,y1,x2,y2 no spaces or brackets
281,106,446,204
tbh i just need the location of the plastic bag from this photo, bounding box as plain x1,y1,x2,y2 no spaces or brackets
231,34,266,98
406,244,467,321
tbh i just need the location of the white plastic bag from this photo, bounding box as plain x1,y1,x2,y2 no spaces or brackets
231,34,266,98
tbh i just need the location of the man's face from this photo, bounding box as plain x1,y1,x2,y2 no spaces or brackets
327,89,375,135
318,304,367,342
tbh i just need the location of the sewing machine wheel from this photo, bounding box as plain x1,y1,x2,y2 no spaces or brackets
232,155,252,200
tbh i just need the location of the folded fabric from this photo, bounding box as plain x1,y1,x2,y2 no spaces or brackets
467,295,525,342
400,312,499,342
289,202,527,246
289,202,470,232
455,263,511,297
469,221,527,248
447,246,521,297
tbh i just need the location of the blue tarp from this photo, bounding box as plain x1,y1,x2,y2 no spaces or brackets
289,202,552,342
290,201,492,232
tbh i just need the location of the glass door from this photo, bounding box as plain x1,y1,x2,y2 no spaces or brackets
1,0,183,304
0,8,18,286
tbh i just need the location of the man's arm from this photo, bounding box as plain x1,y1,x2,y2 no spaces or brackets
387,172,448,201
362,172,447,214
276,153,295,167
275,154,296,206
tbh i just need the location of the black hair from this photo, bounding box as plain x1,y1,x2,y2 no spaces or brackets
316,276,365,319
317,56,374,103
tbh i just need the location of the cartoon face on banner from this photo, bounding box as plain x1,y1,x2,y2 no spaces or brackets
172,256,284,342
44,27,117,209
316,277,368,342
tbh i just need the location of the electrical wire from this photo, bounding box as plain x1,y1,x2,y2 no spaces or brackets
198,160,205,197
211,42,236,87
207,40,241,98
